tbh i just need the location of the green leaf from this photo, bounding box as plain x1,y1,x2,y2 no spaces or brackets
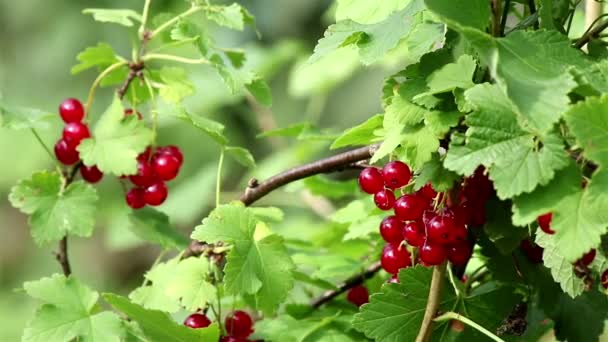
129,258,181,312
535,233,585,298
225,146,256,168
82,8,142,27
158,67,195,104
330,114,383,149
418,54,476,96
255,313,355,342
0,101,54,130
424,0,490,31
206,4,252,31
444,83,569,199
9,171,98,245
512,164,608,262
353,266,457,342
303,176,358,199
23,275,124,342
104,294,219,342
258,122,312,138
483,199,528,254
424,110,461,138
129,208,189,250
335,0,410,23
78,95,153,176
246,78,272,106
192,204,294,315
165,257,217,312
414,153,459,192
393,124,439,170
250,206,284,222
174,109,228,145
552,290,608,342
308,0,426,65
71,43,121,74
564,95,608,167
209,53,257,93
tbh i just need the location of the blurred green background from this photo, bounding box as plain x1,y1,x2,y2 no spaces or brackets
0,0,391,339
0,0,594,340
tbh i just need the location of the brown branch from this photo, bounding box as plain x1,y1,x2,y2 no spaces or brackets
574,19,608,49
240,144,379,206
55,237,72,276
117,61,145,100
311,261,382,309
415,263,447,342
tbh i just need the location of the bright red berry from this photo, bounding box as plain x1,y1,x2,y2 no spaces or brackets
452,202,473,227
144,181,168,206
601,270,608,289
80,165,103,183
346,285,369,306
59,98,85,123
402,221,425,247
380,216,405,243
183,313,211,329
225,310,254,338
54,139,80,165
419,242,448,266
137,147,153,162
374,189,396,210
394,194,428,221
152,154,181,181
422,210,437,227
577,249,596,267
448,243,472,266
381,243,411,274
358,167,384,194
124,108,143,119
382,161,411,189
129,160,156,187
156,145,184,164
126,188,146,209
418,183,438,201
62,122,91,147
220,337,248,342
537,213,555,235
426,215,455,245
387,274,400,283
448,223,468,245
520,240,543,264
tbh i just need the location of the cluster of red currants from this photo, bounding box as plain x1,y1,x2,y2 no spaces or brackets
359,162,493,279
533,212,608,289
183,310,256,341
54,98,103,183
124,144,183,209
346,285,369,307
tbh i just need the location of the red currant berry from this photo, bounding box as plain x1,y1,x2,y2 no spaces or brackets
520,240,543,264
382,161,411,189
380,216,405,243
426,215,455,245
346,285,369,306
374,189,396,210
358,167,384,194
152,154,181,181
129,160,155,187
156,145,184,164
577,249,596,266
448,243,472,266
59,98,85,123
394,194,428,221
381,243,412,274
183,313,211,329
80,165,103,183
422,209,437,227
137,147,153,162
452,202,473,227
537,213,555,234
418,183,438,201
419,241,448,266
124,108,143,120
54,139,80,165
387,274,400,283
144,181,168,206
225,310,254,338
62,122,91,147
402,221,425,247
125,188,146,209
448,223,468,245
601,269,608,289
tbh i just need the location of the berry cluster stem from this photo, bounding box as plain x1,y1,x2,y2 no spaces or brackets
434,312,506,342
216,148,225,208
415,262,446,342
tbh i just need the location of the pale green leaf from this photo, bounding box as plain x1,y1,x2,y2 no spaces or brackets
82,8,142,27
330,114,383,149
9,171,98,245
129,258,182,312
158,67,195,104
129,208,189,250
246,78,272,106
335,0,411,23
78,96,153,175
564,95,608,167
71,43,121,74
225,146,256,168
174,110,228,145
0,101,54,130
424,0,490,31
206,4,250,31
536,233,585,297
420,54,476,95
414,153,459,192
191,203,256,243
165,257,217,312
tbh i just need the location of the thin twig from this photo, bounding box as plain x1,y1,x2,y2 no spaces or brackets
500,0,512,36
434,312,506,342
528,0,539,29
574,19,608,48
240,144,379,206
117,62,145,100
55,237,71,276
415,263,447,342
311,261,382,309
